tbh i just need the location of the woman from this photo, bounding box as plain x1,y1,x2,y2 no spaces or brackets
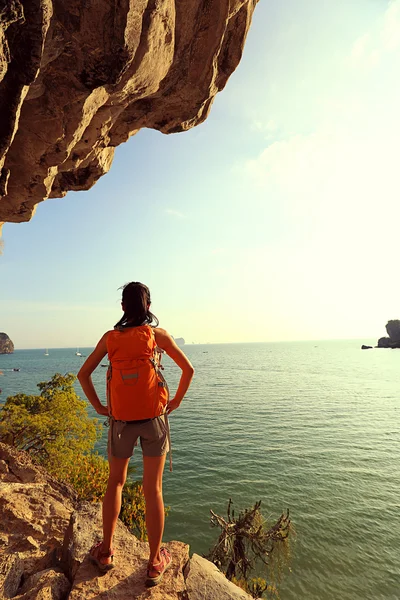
78,282,194,586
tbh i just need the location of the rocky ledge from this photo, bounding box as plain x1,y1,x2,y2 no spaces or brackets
0,0,258,230
0,332,14,353
0,442,257,600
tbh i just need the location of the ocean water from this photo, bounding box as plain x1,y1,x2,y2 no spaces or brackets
0,341,399,600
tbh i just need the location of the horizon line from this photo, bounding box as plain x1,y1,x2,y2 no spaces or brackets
5,337,382,351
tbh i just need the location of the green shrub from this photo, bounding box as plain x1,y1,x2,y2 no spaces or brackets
0,373,100,462
120,479,148,540
55,451,110,501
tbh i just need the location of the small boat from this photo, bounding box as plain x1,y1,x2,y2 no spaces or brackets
12,368,20,372
75,347,82,356
44,349,49,356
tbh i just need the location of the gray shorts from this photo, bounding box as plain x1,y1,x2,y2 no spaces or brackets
108,415,169,459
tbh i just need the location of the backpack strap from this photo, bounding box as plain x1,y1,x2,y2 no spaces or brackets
106,363,113,417
150,328,172,471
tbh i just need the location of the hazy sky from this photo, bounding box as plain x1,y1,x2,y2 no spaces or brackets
2,0,400,348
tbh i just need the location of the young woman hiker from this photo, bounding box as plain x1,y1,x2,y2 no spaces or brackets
77,282,194,586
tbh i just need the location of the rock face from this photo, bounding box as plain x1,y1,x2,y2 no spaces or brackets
385,319,400,343
0,0,258,230
0,442,76,597
375,320,400,348
0,332,14,353
66,503,190,600
0,442,256,600
185,554,257,600
377,337,393,348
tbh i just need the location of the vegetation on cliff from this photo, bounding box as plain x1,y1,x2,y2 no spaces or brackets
0,373,148,539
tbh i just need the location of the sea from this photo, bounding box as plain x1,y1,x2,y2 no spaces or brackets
0,340,399,600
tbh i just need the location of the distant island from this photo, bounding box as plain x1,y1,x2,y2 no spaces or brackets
173,337,185,347
362,320,400,349
0,333,14,354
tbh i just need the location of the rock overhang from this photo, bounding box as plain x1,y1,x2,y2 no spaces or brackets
0,0,258,231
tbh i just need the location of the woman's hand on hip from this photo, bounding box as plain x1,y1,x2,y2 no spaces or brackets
166,397,181,414
96,404,109,417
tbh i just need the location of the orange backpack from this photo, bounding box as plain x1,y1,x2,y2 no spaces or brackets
106,325,169,421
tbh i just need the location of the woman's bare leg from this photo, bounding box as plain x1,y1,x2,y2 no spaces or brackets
102,454,130,554
143,454,167,568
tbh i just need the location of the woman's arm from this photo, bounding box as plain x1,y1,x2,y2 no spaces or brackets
154,328,195,414
77,333,109,416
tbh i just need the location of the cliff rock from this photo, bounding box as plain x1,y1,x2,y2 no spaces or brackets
385,319,400,343
375,320,400,348
0,332,14,353
377,337,393,348
185,553,257,600
65,502,190,600
0,0,258,231
0,442,256,600
0,442,77,578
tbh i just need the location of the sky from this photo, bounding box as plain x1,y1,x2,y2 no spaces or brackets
1,0,400,348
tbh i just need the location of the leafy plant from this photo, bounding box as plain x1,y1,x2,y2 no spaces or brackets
232,576,279,599
120,478,148,540
0,373,100,462
57,451,110,501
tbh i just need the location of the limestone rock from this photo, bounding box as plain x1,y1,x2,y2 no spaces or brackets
0,443,76,579
184,554,258,600
0,553,24,599
66,502,189,599
61,501,108,581
376,336,400,349
372,320,400,348
0,332,14,354
385,319,400,343
13,568,70,600
0,0,258,229
0,459,9,475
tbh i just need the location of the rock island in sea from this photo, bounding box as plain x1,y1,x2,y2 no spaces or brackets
362,319,400,349
0,333,14,354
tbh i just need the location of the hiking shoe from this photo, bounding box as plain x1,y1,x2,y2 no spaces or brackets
146,547,172,587
89,541,115,572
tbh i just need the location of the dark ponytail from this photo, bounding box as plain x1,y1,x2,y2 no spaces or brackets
114,282,159,329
